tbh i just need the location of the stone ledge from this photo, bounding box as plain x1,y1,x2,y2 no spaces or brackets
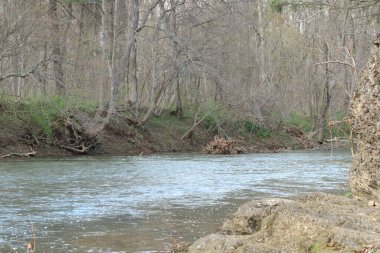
188,193,380,253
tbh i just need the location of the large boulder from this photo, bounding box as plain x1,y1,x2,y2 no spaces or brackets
189,193,380,253
349,42,380,202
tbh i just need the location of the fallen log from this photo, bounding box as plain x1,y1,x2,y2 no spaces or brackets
1,150,36,158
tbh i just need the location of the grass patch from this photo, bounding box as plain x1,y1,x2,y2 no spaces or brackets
229,120,271,139
309,242,320,253
0,95,98,142
146,113,191,135
285,112,312,133
345,191,353,199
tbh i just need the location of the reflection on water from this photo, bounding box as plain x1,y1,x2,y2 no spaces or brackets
0,150,351,252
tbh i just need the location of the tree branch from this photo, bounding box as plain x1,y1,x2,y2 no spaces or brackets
0,59,44,82
316,60,354,69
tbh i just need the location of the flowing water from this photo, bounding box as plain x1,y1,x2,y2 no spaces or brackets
0,150,351,253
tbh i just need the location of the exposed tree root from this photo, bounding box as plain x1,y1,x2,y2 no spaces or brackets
53,112,99,154
60,143,95,154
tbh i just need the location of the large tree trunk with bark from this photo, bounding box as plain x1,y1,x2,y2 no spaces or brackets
349,39,380,202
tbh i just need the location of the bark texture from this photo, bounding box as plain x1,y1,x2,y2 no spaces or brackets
349,43,380,201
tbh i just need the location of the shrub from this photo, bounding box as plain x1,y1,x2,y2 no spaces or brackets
25,96,68,138
203,115,218,130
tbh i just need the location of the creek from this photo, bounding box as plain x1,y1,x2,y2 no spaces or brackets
0,150,351,253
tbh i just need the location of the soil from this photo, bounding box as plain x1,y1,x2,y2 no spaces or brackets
0,111,336,158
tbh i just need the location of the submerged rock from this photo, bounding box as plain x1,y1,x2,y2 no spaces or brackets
188,193,380,253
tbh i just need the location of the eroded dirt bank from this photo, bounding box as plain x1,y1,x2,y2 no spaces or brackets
1,109,330,158
189,193,380,253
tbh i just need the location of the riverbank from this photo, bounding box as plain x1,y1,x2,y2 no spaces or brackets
0,97,350,158
188,192,380,253
0,100,330,158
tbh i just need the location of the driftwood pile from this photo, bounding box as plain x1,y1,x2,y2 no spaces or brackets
204,136,244,154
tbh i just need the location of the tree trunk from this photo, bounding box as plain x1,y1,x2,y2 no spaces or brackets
11,53,21,98
170,0,183,118
126,0,140,116
257,0,266,85
139,0,165,124
317,42,331,143
48,0,65,95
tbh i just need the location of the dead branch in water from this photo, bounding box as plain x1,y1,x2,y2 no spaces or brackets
1,149,36,158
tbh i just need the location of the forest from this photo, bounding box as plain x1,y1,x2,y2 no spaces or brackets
1,1,380,252
0,0,379,154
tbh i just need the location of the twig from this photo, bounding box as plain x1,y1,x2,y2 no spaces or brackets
295,0,338,22
316,60,354,68
0,59,44,82
181,110,210,140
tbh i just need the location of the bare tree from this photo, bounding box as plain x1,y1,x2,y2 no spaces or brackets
48,0,66,95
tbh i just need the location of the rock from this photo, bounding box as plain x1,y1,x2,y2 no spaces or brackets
349,45,380,202
188,193,380,253
368,200,378,207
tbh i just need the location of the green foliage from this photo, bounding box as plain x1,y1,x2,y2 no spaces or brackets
345,191,353,199
230,120,243,131
230,120,271,139
75,99,98,114
26,96,68,137
285,112,312,133
256,125,271,139
146,113,190,134
0,95,98,139
335,111,346,121
203,115,218,130
328,111,350,137
309,243,320,253
244,121,255,132
269,0,287,13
